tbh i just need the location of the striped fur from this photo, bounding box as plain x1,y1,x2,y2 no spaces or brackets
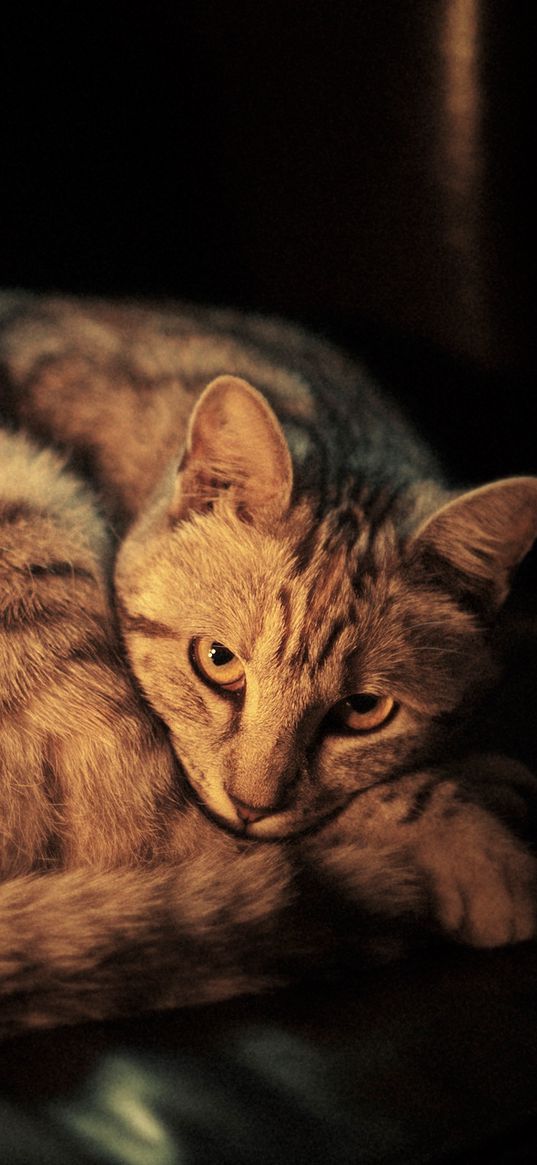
0,292,537,1034
0,427,301,1036
0,427,176,875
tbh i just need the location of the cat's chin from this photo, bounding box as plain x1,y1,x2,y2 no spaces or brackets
179,764,347,841
193,787,344,842
202,805,323,843
192,794,299,842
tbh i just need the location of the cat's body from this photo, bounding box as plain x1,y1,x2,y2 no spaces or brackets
0,291,537,1036
0,292,440,530
0,425,307,1036
0,425,175,875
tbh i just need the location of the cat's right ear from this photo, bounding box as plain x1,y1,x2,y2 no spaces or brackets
169,376,293,525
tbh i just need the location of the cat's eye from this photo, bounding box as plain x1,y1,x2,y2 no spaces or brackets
191,636,245,691
331,692,396,733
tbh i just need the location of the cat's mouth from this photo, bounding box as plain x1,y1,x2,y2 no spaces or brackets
179,763,294,839
178,761,281,836
191,787,291,841
207,802,350,842
203,802,303,842
179,763,347,841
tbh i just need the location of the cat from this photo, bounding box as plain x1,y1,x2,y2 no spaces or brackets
0,290,536,1035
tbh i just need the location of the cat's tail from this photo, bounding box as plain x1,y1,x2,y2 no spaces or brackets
0,847,303,1039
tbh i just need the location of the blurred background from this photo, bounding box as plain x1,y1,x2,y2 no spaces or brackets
1,0,533,487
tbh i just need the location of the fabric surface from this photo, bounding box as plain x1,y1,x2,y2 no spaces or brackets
2,942,537,1164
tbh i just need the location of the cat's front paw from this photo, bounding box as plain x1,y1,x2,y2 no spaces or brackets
417,811,537,947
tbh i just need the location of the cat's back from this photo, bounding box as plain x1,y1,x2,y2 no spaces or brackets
0,291,440,526
0,424,111,676
0,424,176,875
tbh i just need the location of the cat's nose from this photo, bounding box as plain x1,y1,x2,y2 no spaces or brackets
228,795,276,823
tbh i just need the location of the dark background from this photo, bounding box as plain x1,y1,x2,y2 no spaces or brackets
1,1,533,487
1,12,537,1161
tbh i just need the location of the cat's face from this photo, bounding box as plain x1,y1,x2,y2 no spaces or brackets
116,497,491,840
115,376,537,841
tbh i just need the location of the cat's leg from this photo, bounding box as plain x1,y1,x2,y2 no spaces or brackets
306,755,537,948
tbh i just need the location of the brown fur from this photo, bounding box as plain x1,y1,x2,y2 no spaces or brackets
0,428,303,1037
0,428,176,874
1,292,537,1037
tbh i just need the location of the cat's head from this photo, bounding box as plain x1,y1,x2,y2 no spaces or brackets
115,376,537,840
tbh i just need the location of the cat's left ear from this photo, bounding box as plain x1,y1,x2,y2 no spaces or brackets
170,375,293,525
409,477,537,607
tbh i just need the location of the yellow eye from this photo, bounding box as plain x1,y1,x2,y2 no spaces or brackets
191,636,245,691
332,693,396,733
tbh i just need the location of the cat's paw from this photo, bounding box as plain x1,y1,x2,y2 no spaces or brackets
417,811,537,947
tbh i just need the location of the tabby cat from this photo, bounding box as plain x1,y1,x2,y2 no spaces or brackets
0,291,536,1036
